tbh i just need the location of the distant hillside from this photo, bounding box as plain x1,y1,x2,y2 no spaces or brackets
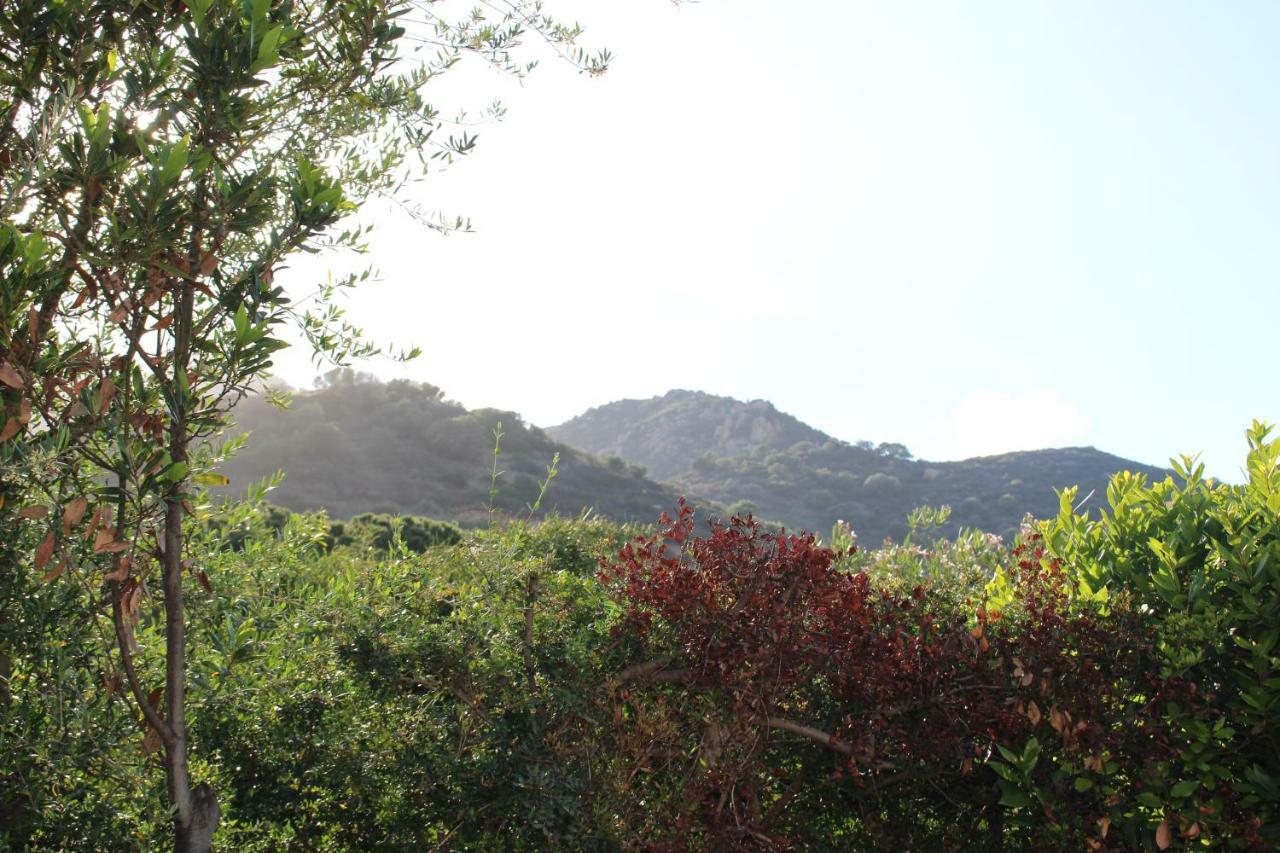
547,389,832,481
548,391,1170,543
220,374,689,526
223,378,1171,543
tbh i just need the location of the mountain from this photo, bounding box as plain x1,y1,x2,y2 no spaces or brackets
221,378,1170,544
219,373,690,526
547,389,832,481
548,391,1171,543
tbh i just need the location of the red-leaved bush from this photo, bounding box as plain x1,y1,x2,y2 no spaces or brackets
597,501,1250,851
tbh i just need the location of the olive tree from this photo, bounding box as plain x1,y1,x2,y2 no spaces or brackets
0,1,607,848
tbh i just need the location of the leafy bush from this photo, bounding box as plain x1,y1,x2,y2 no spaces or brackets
1032,421,1280,849
597,501,1249,849
329,512,463,554
6,426,1279,850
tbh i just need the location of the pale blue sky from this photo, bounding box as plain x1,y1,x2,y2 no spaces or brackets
274,0,1280,480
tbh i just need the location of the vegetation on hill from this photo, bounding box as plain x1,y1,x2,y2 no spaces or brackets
550,390,1169,543
222,371,692,526
223,379,1165,545
672,441,1169,543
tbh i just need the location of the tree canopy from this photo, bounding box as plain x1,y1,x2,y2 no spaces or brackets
0,1,606,848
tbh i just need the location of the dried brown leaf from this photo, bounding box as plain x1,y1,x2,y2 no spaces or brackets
104,557,130,583
39,560,67,583
34,532,55,570
1049,707,1066,733
63,496,89,528
0,361,24,389
141,725,163,755
98,378,116,412
102,671,122,697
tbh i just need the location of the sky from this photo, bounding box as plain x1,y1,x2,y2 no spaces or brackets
272,0,1280,480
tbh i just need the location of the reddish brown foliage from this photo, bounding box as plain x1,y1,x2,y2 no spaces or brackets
598,503,1224,850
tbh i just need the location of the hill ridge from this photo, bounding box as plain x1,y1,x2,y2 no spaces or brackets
547,390,1169,542
223,378,1169,543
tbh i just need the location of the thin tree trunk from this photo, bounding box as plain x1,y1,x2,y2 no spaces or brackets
163,493,215,851
163,243,218,852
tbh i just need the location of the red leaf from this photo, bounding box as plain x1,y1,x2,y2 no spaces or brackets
1156,819,1172,849
18,506,49,519
0,417,18,443
197,568,213,594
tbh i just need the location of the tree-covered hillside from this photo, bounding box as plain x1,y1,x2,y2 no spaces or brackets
672,441,1169,543
549,391,1170,542
224,378,1168,542
221,372,688,525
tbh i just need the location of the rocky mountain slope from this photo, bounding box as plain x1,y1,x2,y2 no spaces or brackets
548,389,830,481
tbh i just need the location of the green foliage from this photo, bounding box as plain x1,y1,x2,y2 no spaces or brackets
329,512,463,554
5,460,1280,849
1040,421,1280,847
0,0,612,845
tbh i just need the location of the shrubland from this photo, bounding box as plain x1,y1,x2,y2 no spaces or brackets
2,424,1277,850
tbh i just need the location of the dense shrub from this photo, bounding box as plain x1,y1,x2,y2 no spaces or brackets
329,512,463,554
5,426,1278,850
598,501,1205,850
1033,421,1280,849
